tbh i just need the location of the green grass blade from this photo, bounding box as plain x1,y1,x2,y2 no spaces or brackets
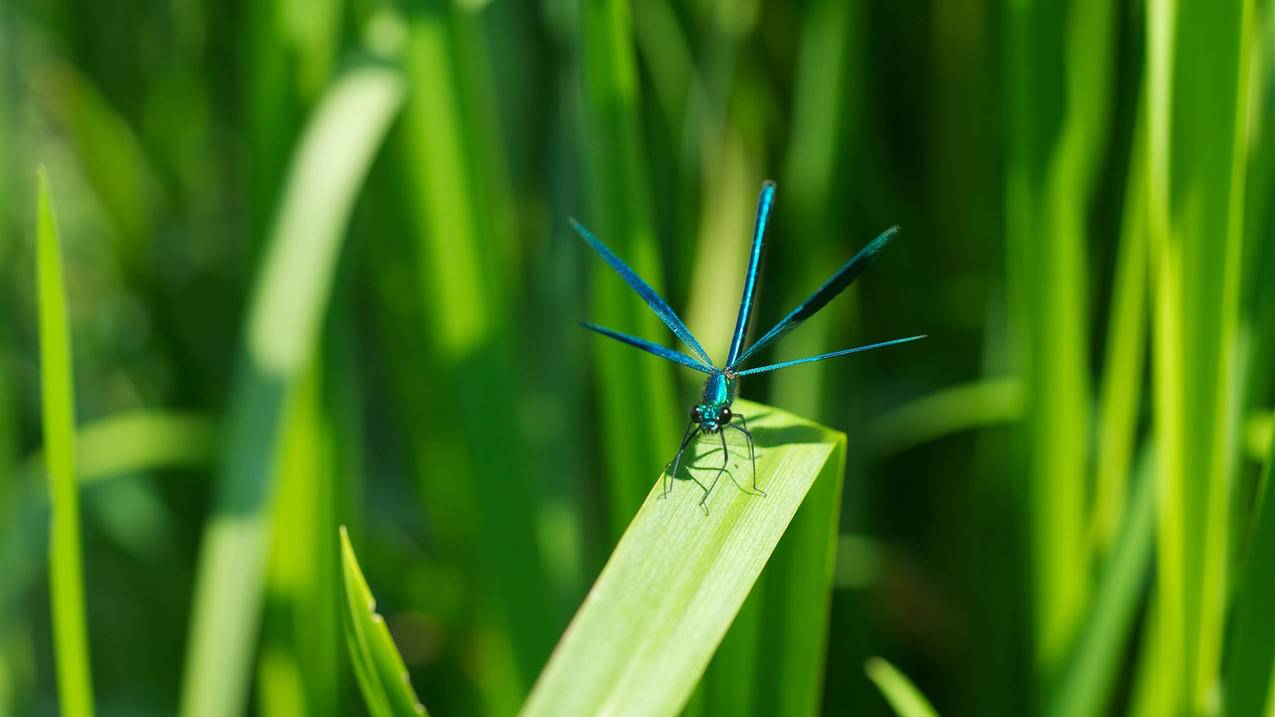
1222,413,1275,716
258,360,343,716
1091,100,1148,554
178,62,403,717
754,431,846,716
397,4,557,690
1049,445,1156,717
864,378,1025,458
36,168,95,717
20,411,215,485
864,657,939,717
521,400,842,717
339,527,429,717
1149,0,1254,711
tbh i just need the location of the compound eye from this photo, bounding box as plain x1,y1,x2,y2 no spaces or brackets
720,407,732,423
691,406,703,422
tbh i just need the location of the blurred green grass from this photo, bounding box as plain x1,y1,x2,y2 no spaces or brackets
2,0,1273,715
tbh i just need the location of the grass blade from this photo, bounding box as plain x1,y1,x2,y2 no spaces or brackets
865,657,939,717
339,527,429,717
1149,0,1254,711
521,400,842,717
1222,412,1275,716
1049,445,1156,717
864,378,1026,458
178,61,403,717
36,168,95,717
397,3,557,691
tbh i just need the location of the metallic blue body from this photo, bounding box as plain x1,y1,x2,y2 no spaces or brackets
725,181,774,368
574,181,926,510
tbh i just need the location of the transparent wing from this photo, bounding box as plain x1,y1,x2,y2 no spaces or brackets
580,322,714,374
725,181,776,368
735,335,926,376
572,218,715,368
730,226,899,370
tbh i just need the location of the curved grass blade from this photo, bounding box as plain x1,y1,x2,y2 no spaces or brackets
731,226,898,370
865,657,938,717
580,322,712,373
339,527,429,717
521,400,843,717
572,218,714,367
36,168,95,717
178,61,404,717
724,181,775,368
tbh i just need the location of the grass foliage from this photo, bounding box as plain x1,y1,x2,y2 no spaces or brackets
523,400,843,716
339,527,429,717
36,170,95,717
3,0,1273,715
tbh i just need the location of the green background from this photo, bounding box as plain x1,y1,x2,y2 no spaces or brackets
1,0,1272,714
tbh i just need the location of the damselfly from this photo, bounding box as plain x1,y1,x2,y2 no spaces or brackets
575,181,924,511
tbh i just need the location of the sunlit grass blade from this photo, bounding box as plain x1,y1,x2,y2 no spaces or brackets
178,61,404,717
36,168,95,717
522,400,842,717
258,360,343,716
1091,100,1148,554
1148,0,1254,711
865,657,939,717
19,411,215,485
339,527,429,717
1049,445,1155,717
1222,415,1275,716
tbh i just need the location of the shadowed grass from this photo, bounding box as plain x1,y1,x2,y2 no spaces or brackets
36,168,95,717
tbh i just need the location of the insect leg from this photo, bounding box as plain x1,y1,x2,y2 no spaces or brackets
730,413,763,496
662,419,699,499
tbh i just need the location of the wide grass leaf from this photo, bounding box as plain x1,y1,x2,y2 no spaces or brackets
36,168,95,717
339,527,428,717
521,399,842,717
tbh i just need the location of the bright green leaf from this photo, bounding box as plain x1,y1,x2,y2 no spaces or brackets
36,167,95,717
522,400,843,717
339,527,429,717
865,657,938,717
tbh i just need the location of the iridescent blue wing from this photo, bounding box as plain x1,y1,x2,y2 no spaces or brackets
725,181,776,368
729,226,899,370
580,322,713,374
735,335,926,376
571,218,715,368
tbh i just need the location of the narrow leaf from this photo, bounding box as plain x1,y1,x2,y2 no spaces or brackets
339,527,429,717
865,657,939,717
522,400,843,717
36,167,95,717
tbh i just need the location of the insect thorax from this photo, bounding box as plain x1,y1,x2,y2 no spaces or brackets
700,371,737,410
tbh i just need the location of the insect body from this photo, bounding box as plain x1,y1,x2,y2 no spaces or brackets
575,181,923,511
